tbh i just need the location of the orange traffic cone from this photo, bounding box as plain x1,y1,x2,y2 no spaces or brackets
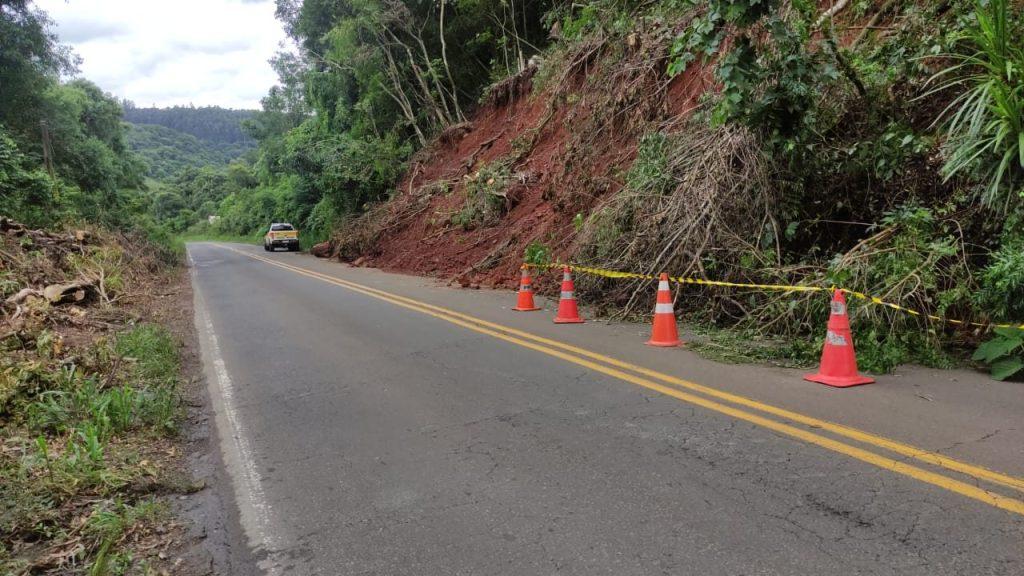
647,273,681,347
512,265,541,311
553,266,584,324
804,290,875,388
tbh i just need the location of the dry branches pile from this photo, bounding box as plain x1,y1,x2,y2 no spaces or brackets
0,219,167,344
574,123,780,318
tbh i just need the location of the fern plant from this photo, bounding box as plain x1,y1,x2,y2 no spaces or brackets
930,0,1024,212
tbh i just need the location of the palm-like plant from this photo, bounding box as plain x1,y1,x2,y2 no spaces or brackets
930,0,1024,212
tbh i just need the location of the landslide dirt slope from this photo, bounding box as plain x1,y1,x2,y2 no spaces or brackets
335,25,710,290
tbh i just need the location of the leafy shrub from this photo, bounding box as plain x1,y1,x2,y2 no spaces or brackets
668,0,835,147
821,204,974,337
542,0,640,42
523,241,551,265
452,160,514,229
305,195,342,246
0,128,64,228
972,327,1024,380
977,236,1024,321
626,133,674,195
828,206,968,311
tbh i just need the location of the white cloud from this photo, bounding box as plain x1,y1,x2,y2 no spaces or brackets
36,0,291,109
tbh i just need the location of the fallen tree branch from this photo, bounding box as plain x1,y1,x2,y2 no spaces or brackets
852,0,897,48
815,0,851,28
5,287,42,306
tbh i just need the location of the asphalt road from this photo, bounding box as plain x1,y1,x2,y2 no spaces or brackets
188,243,1024,575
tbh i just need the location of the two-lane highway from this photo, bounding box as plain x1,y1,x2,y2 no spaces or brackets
188,243,1024,575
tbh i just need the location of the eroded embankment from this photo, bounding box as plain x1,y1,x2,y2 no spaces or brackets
333,25,712,291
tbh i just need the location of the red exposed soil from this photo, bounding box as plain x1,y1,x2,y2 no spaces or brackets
371,82,555,287
344,34,715,289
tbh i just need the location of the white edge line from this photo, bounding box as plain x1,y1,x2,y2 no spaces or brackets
189,245,283,575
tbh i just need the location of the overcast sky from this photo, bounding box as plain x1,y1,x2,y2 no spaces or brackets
36,0,290,109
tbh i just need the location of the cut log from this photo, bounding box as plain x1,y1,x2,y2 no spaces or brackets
438,122,474,146
42,281,93,305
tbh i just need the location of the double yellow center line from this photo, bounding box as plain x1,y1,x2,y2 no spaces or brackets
216,244,1024,516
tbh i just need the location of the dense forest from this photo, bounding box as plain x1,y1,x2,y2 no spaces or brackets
126,123,254,180
122,105,255,145
0,0,258,237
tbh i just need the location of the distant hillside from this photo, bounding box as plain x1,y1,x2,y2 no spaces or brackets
123,105,256,145
126,123,253,180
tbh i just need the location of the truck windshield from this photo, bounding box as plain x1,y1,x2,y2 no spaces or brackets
271,224,294,231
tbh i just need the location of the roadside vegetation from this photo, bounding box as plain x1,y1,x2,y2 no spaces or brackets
6,0,1020,378
2,5,200,570
0,221,192,574
605,0,1023,377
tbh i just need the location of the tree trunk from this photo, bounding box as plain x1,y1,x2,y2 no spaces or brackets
387,29,450,129
439,1,466,122
378,42,428,147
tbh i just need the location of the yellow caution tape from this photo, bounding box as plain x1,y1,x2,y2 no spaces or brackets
528,261,1024,332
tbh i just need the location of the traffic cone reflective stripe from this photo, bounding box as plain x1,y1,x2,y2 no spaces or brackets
647,273,681,347
553,266,584,324
804,290,875,388
512,265,541,311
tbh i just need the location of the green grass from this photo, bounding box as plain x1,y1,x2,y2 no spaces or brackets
175,231,261,250
84,499,167,575
27,380,179,438
1,323,185,573
84,498,167,544
687,326,821,369
687,322,957,374
116,324,179,386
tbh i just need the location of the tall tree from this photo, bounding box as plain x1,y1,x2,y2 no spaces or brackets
0,0,78,146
